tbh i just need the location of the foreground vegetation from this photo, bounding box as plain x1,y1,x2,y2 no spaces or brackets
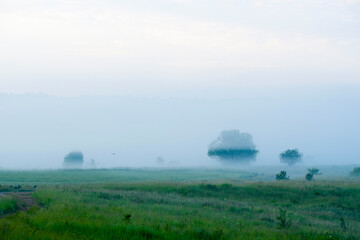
0,168,359,239
0,195,17,216
0,175,359,239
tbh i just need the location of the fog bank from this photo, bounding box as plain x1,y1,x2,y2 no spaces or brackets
0,85,359,169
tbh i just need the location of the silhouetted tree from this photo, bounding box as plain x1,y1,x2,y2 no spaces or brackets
207,130,259,164
63,151,84,168
279,149,303,166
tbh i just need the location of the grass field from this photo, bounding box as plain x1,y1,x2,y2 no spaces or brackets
0,168,359,239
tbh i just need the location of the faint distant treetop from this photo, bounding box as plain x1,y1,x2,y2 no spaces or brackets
90,159,96,167
349,167,360,177
63,151,84,168
279,149,303,166
308,168,321,175
156,156,165,165
208,130,259,164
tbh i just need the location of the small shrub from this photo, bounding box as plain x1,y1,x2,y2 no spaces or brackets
276,171,289,180
349,167,360,177
340,217,347,232
305,173,313,181
276,208,292,229
123,213,132,224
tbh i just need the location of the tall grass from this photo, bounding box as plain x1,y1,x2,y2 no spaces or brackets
0,196,17,215
0,181,359,239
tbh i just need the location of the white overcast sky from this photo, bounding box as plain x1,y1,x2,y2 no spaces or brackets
0,0,359,96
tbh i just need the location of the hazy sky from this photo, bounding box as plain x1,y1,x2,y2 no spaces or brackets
0,1,359,168
0,0,359,96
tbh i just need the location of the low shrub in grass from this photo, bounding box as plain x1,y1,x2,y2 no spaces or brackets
305,173,313,181
276,171,289,180
123,213,132,224
276,208,292,229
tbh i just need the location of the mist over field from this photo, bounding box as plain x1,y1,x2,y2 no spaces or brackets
0,0,359,169
1,85,359,169
1,1,360,239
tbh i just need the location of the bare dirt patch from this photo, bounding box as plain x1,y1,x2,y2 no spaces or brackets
0,189,37,217
10,191,37,211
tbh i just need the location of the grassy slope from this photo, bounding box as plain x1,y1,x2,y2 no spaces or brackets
1,180,359,240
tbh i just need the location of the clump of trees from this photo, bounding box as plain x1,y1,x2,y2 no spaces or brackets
276,171,289,180
349,167,360,177
63,151,84,168
207,130,259,164
279,149,303,166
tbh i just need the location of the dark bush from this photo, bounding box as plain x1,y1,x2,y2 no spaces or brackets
123,213,132,224
305,173,313,181
276,171,289,180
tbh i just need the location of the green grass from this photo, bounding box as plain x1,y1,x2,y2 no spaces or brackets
0,195,18,215
0,180,359,239
0,165,356,186
0,168,359,239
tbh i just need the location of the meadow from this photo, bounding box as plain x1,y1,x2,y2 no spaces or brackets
0,167,359,240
